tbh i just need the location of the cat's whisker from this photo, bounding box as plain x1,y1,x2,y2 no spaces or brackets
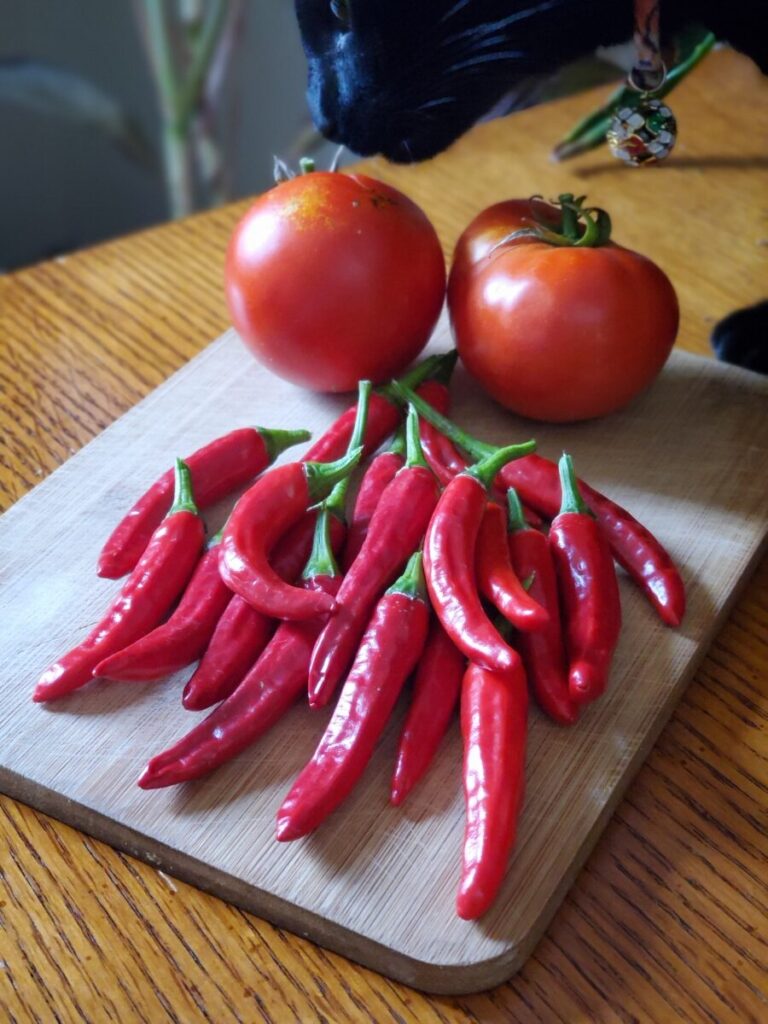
442,0,567,47
447,51,524,74
415,97,459,111
439,0,473,25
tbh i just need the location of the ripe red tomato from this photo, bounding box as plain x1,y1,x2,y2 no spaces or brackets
226,171,446,392
448,197,679,423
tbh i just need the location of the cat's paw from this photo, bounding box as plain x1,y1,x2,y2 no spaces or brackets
711,301,768,375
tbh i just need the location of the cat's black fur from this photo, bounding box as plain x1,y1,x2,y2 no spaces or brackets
294,1,766,163
294,1,767,372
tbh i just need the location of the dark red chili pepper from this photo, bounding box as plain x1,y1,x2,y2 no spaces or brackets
277,550,429,841
341,435,404,573
398,389,684,627
302,351,456,462
139,508,343,789
390,618,465,806
308,406,440,708
219,447,361,620
413,378,465,488
475,501,549,633
506,488,577,726
34,460,205,702
416,431,536,674
98,427,309,579
93,531,231,682
457,658,528,920
549,454,622,705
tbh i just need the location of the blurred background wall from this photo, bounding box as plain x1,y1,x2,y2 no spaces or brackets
0,0,319,271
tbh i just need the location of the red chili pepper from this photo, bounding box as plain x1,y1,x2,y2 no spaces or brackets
457,658,528,920
501,454,683,626
397,388,684,627
341,438,404,573
413,378,465,487
98,427,310,579
506,488,577,726
34,460,205,702
277,550,430,841
475,501,549,633
390,618,465,805
183,382,373,710
219,447,361,620
549,454,622,705
418,433,536,674
302,351,456,462
93,532,232,682
181,514,345,711
308,406,440,708
139,508,343,788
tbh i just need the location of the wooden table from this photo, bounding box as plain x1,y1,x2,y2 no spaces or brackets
1,47,766,1024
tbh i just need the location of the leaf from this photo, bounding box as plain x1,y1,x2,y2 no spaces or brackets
0,58,158,171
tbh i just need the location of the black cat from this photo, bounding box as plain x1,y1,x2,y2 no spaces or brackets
294,0,767,371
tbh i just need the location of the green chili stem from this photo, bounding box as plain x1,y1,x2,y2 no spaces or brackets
257,427,312,464
304,447,363,503
388,423,407,457
168,458,198,516
506,488,528,534
302,506,339,580
557,453,590,516
386,550,426,601
378,350,458,402
466,442,537,492
404,404,429,470
324,380,372,518
391,383,495,461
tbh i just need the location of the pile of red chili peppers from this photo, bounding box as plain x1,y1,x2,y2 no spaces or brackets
34,350,685,921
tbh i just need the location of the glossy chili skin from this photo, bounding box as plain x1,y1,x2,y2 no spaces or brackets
424,474,518,674
98,427,305,579
35,465,205,702
341,451,403,572
94,541,231,682
139,576,341,789
550,510,622,705
220,460,355,621
390,618,465,805
457,660,528,921
476,502,548,633
183,512,346,711
507,515,577,726
414,379,465,486
498,454,685,626
308,466,439,708
277,559,429,841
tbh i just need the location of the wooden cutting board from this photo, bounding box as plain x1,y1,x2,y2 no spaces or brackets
1,319,767,995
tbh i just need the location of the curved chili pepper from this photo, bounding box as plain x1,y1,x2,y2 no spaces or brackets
34,460,205,702
93,531,231,682
302,350,456,462
181,514,345,711
500,454,684,627
396,386,683,627
506,489,577,726
98,427,310,579
422,441,536,674
308,406,440,708
341,437,404,572
277,550,430,841
476,502,548,633
549,454,622,705
457,658,528,920
139,509,343,789
413,378,465,487
390,618,465,805
185,383,372,709
219,447,361,620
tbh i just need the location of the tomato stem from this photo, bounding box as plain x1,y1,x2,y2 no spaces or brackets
492,193,612,252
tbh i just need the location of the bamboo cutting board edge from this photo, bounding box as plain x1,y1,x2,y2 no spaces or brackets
1,326,767,995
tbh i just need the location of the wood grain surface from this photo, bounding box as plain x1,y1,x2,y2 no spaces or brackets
1,47,767,1022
